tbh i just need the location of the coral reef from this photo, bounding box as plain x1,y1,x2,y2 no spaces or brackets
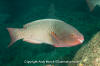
68,31,100,66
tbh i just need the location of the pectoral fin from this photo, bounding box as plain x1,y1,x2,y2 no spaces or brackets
51,32,61,45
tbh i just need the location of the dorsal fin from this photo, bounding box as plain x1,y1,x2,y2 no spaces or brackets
23,19,58,28
23,20,42,28
24,21,35,28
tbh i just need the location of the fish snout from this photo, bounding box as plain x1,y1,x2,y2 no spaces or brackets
77,36,84,44
78,39,84,43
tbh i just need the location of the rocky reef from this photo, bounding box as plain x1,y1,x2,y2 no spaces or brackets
68,32,100,66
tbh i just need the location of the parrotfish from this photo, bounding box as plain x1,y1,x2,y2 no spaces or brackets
7,19,84,47
86,0,100,11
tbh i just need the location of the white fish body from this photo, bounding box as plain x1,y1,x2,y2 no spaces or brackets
7,19,84,47
86,0,100,11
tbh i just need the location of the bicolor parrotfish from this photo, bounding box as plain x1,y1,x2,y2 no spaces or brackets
7,19,84,47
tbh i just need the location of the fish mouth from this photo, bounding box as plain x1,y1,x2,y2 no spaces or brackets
78,39,84,43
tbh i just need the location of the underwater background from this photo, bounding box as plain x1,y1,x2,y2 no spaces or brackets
0,0,100,66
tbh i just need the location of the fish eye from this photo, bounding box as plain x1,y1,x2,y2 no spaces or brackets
70,33,75,37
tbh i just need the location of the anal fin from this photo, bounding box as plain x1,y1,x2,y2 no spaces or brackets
23,39,42,44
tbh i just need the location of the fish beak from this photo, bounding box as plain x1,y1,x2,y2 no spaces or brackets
78,39,84,43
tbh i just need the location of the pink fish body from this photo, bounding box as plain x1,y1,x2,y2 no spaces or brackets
7,19,84,47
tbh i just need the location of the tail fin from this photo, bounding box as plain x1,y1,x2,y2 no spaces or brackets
7,28,22,47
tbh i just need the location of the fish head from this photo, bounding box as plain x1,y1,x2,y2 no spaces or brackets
54,31,84,47
64,32,84,47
